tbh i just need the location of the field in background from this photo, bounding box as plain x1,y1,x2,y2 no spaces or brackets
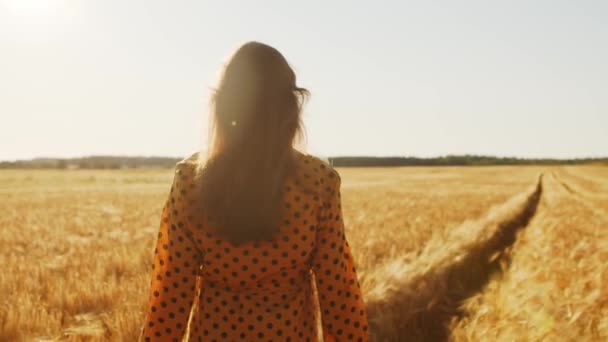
0,166,606,341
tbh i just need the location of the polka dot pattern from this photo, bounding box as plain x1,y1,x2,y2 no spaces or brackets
141,151,369,341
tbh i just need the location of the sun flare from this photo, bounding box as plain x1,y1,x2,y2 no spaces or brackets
2,0,65,16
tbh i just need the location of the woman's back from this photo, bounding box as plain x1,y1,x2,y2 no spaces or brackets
141,150,369,341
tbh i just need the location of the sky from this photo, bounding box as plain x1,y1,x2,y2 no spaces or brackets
0,0,607,161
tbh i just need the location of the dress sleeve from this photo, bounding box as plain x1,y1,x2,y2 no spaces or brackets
312,169,369,342
140,164,203,342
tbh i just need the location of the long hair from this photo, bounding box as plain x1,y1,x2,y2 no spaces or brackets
198,41,309,245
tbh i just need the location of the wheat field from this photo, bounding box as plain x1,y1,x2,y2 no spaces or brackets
0,165,606,341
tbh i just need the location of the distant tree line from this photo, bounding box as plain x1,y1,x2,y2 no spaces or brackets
328,155,608,167
0,156,181,169
0,155,606,169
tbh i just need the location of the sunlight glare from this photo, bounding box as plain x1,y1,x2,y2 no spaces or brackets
1,0,78,42
2,0,66,16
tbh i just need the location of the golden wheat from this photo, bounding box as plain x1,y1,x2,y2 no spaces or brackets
1,165,605,341
449,170,608,341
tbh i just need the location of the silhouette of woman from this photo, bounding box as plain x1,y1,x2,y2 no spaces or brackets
140,41,369,342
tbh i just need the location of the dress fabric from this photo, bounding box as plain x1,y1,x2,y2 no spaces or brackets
141,151,369,342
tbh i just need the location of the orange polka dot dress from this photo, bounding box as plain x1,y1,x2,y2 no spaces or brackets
140,151,369,342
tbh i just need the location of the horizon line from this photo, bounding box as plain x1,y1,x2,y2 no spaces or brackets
2,153,608,164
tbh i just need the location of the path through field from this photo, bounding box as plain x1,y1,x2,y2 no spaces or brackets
400,167,606,341
363,174,543,340
362,167,607,341
447,170,608,341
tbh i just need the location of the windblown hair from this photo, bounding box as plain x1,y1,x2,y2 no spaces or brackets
198,41,309,245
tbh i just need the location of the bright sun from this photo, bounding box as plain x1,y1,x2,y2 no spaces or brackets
2,0,65,16
1,0,75,41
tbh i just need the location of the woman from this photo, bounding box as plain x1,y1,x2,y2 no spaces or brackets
140,41,369,342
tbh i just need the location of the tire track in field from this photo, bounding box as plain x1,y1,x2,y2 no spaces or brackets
562,167,608,195
365,174,544,341
552,172,576,195
551,172,608,221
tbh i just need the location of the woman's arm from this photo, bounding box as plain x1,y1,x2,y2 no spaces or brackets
140,163,202,341
312,169,369,342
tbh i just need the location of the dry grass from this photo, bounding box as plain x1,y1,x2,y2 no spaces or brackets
340,166,540,276
0,166,605,341
362,175,542,341
0,170,168,341
449,171,608,341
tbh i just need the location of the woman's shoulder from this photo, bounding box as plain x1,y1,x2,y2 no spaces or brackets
293,149,341,186
172,152,203,186
176,151,201,168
